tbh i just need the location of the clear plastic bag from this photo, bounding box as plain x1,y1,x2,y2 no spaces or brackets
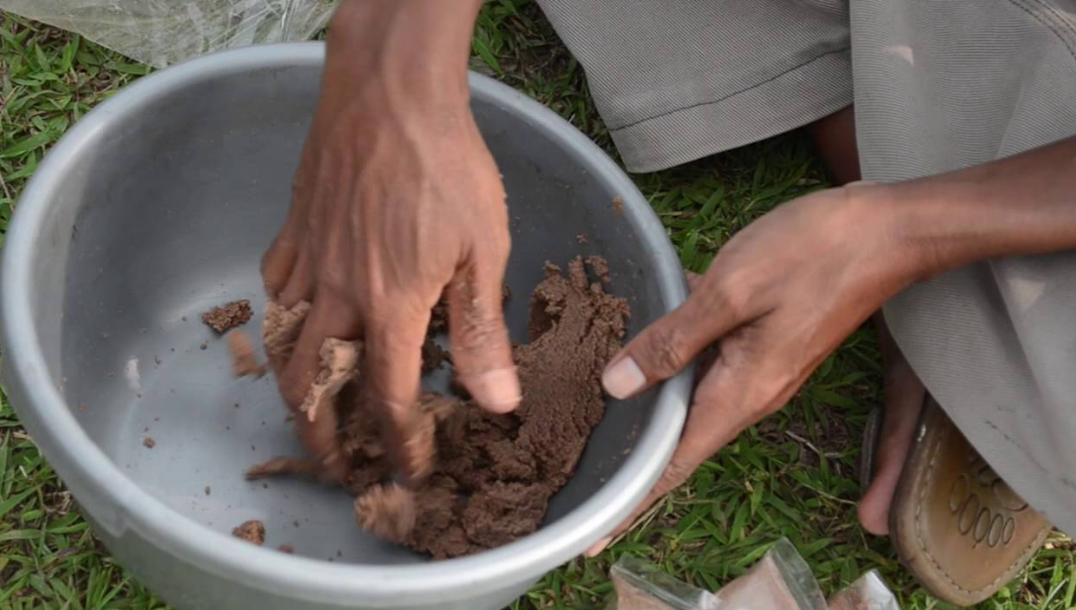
607,539,828,610
827,571,901,610
0,0,337,68
607,555,722,610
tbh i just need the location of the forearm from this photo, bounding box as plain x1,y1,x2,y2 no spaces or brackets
878,135,1076,281
324,0,485,107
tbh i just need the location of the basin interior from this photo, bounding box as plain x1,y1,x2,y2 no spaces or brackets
47,63,668,565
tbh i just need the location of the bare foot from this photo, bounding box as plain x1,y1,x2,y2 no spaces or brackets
809,108,915,534
807,105,861,187
857,314,926,535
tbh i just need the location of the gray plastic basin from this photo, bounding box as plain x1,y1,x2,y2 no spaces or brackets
0,43,689,610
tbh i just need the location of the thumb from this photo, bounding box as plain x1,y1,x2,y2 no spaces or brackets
447,252,521,414
602,281,738,400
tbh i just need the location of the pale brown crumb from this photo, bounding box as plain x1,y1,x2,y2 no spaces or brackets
246,457,319,480
202,300,253,333
228,331,266,378
143,437,156,449
232,520,265,545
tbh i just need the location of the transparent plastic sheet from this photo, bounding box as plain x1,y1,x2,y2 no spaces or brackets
0,0,337,68
606,539,829,610
827,571,901,610
606,555,721,610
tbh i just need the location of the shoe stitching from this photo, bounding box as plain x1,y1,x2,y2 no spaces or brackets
914,420,1048,596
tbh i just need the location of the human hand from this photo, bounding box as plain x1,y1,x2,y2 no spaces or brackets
260,0,518,486
588,184,920,555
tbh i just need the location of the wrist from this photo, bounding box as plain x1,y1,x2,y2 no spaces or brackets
838,181,935,292
839,137,1076,297
326,0,483,108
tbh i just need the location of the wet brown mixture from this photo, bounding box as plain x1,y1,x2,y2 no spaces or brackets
248,257,628,559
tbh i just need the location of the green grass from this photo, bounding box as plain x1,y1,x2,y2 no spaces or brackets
2,3,1075,609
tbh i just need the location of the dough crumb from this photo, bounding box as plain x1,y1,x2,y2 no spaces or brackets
585,255,611,283
202,300,253,333
143,437,155,449
232,520,266,545
228,331,266,378
246,456,320,480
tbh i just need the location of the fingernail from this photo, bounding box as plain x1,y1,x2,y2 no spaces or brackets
466,367,522,413
602,357,646,399
584,536,612,558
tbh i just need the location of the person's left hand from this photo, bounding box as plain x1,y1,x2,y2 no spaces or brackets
587,183,921,556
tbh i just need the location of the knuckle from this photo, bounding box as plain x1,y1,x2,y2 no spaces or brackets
369,304,428,349
642,325,691,376
459,313,497,341
315,267,349,299
714,283,750,319
455,312,505,356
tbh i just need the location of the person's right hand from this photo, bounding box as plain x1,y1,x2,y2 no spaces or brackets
260,0,519,486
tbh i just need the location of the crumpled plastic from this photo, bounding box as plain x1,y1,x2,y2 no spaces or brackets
827,571,901,610
0,0,337,68
606,555,722,610
606,539,829,610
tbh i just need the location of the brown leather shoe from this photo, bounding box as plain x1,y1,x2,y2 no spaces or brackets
888,397,1052,606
